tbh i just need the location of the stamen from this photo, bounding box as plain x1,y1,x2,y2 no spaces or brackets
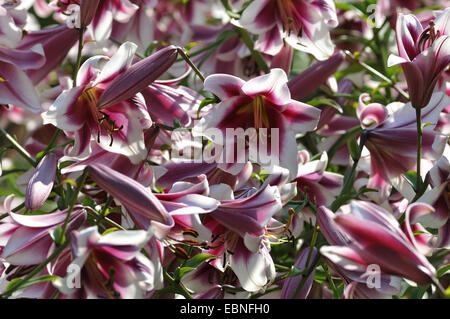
183,228,200,238
266,208,295,236
172,245,190,259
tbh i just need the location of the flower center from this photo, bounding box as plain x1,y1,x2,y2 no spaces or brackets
417,21,441,52
79,87,124,146
276,0,302,36
252,95,270,131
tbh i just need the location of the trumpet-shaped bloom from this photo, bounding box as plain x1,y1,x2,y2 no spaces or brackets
54,226,161,299
193,68,321,178
43,42,176,163
318,201,437,286
388,9,450,108
357,92,449,202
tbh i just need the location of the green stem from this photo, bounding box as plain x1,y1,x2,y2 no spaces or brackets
236,27,269,74
176,48,206,83
59,169,88,245
73,27,86,86
0,127,36,167
344,51,409,100
162,270,194,299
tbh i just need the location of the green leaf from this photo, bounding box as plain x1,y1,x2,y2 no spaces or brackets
437,264,450,278
306,98,343,113
102,227,119,236
347,138,361,162
283,266,305,279
174,254,216,280
313,267,327,284
183,253,216,269
49,226,65,245
403,170,420,192
6,275,57,292
82,196,96,208
197,97,218,118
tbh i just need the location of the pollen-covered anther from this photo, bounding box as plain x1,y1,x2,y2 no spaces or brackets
265,208,295,236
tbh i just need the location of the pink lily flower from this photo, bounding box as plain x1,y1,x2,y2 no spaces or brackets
43,42,176,163
0,195,86,266
141,81,203,128
193,68,321,178
186,183,282,292
239,0,338,60
318,200,437,286
111,0,158,54
180,263,249,299
388,8,450,108
54,226,162,298
25,153,57,212
288,151,343,236
357,92,449,202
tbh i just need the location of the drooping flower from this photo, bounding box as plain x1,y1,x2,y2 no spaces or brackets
357,92,449,202
193,68,321,178
388,8,450,108
17,24,79,85
239,0,338,60
318,200,437,287
87,163,175,239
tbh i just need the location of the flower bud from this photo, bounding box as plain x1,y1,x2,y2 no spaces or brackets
97,45,178,109
25,153,57,212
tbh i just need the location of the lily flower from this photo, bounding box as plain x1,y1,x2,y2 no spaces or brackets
193,68,321,178
54,226,161,299
357,92,449,202
239,0,338,60
318,200,437,286
43,42,176,163
388,8,450,108
185,183,282,292
0,195,86,266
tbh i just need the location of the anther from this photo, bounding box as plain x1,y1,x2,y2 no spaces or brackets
183,228,199,238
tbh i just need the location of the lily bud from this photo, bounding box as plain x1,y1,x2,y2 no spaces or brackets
25,153,57,212
87,164,174,239
288,50,345,101
97,45,178,109
80,0,100,28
